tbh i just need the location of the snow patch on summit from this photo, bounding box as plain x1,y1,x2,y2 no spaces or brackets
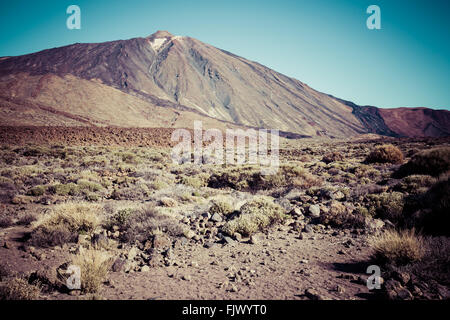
149,35,183,51
150,38,166,50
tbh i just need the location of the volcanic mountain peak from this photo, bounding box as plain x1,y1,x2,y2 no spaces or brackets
148,30,176,40
0,31,448,138
147,30,183,51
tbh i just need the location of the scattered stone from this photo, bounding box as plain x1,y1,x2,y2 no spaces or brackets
308,205,320,218
397,288,413,300
164,248,174,260
229,284,238,292
300,259,309,264
365,217,385,234
204,241,216,249
127,247,139,261
298,195,312,203
182,275,191,281
411,285,423,297
35,252,46,261
210,213,223,223
305,288,325,300
69,290,81,296
334,285,345,294
338,274,357,281
329,191,345,200
153,234,171,251
201,212,211,219
223,236,235,245
3,241,9,249
112,258,126,272
91,233,108,247
181,217,190,224
290,207,304,219
184,230,196,240
29,269,59,292
234,233,242,242
393,271,411,286
343,239,354,248
140,265,150,272
250,234,264,245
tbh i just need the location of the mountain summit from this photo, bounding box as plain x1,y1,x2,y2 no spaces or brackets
0,31,448,137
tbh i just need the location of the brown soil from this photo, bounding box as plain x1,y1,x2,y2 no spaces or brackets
0,223,372,300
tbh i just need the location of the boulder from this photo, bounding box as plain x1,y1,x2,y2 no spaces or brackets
308,205,320,218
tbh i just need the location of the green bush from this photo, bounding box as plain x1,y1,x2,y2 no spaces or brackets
319,201,365,229
77,179,103,192
49,183,80,196
222,197,286,236
366,192,404,223
27,185,47,197
394,175,437,194
209,198,234,216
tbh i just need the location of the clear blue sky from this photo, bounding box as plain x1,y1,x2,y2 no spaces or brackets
0,0,449,110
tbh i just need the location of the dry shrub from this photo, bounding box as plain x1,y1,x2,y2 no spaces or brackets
209,198,234,216
322,152,344,164
223,197,286,236
366,144,404,164
353,164,381,180
365,192,404,223
30,202,101,247
370,229,425,266
71,248,113,294
319,201,365,229
208,164,320,191
412,176,450,236
110,183,151,200
159,197,177,207
0,277,41,300
27,185,46,196
394,175,437,194
0,262,10,281
179,174,209,188
395,147,450,177
406,236,450,287
207,166,262,190
119,206,183,243
0,215,13,228
49,183,80,196
16,212,37,226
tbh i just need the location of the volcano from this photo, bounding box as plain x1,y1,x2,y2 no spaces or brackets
0,30,448,137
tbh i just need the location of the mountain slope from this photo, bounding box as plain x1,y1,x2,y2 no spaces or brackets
0,30,448,137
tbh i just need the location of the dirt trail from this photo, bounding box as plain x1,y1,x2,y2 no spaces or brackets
0,223,374,300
